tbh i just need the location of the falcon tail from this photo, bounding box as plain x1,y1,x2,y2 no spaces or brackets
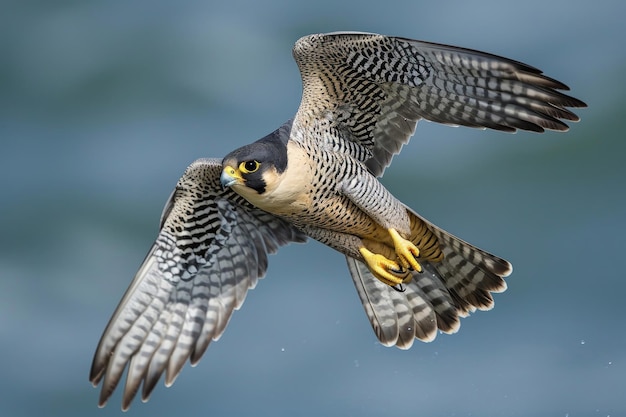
346,207,511,349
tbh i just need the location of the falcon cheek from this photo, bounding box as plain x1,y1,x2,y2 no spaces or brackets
222,167,272,209
241,171,269,195
236,166,292,213
249,156,313,217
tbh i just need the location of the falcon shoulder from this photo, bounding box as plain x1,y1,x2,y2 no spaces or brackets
292,32,587,177
89,158,306,410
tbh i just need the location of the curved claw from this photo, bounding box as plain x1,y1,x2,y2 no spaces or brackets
389,263,407,275
392,283,406,293
359,247,412,287
388,228,423,273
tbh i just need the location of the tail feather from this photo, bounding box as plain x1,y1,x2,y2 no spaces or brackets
346,257,439,349
409,207,511,312
346,207,511,348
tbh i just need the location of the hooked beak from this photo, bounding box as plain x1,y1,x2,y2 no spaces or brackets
220,166,244,188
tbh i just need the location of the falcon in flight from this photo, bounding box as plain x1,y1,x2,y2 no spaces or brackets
90,32,586,409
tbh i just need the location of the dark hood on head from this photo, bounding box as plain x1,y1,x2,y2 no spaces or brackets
222,119,292,174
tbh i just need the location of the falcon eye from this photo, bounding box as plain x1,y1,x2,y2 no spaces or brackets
239,160,260,174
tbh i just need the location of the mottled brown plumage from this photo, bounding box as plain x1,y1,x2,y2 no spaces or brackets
90,32,586,409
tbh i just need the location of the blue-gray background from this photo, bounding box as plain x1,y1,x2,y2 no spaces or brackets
1,1,624,416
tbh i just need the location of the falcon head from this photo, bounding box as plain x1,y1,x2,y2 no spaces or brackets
220,130,289,198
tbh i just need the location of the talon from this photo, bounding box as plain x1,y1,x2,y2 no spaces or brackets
389,264,407,275
392,283,406,293
359,247,411,287
388,228,423,273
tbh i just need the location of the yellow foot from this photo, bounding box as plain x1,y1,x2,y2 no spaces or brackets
359,247,412,287
388,228,423,273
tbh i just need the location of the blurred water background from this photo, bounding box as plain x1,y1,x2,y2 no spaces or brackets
1,0,624,416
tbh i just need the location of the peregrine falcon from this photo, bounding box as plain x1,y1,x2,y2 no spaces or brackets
89,32,586,409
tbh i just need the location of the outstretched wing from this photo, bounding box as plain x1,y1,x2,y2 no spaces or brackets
89,158,306,410
292,32,586,176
